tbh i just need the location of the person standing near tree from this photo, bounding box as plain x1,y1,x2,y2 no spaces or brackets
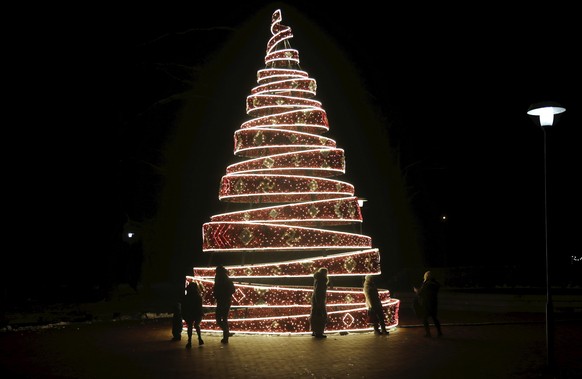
182,280,204,348
413,270,443,337
310,267,329,338
363,275,388,335
213,265,236,344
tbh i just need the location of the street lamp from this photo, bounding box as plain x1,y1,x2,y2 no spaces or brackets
357,197,367,208
526,101,566,373
357,197,367,234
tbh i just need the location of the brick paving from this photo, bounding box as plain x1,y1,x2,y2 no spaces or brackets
1,292,581,378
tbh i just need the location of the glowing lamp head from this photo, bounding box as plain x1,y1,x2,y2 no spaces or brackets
527,101,566,127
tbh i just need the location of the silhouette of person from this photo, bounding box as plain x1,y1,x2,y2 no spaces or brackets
310,267,329,338
213,265,236,343
363,275,388,335
413,270,443,337
171,302,183,341
182,280,204,348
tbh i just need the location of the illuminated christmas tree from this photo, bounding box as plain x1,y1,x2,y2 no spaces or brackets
186,9,400,334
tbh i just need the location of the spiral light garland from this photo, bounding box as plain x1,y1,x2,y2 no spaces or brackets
189,9,400,334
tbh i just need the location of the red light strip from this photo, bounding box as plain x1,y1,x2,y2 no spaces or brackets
234,127,335,157
196,300,400,334
251,78,316,96
209,196,360,225
226,148,345,177
202,222,371,251
193,248,379,278
218,174,354,203
187,277,390,307
240,108,329,134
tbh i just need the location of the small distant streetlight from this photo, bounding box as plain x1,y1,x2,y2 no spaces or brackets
527,101,566,373
357,198,367,234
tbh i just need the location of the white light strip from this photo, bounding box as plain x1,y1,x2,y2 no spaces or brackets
202,244,367,252
234,145,336,157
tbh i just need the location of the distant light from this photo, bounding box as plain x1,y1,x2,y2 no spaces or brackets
441,214,447,221
527,102,566,127
127,232,134,238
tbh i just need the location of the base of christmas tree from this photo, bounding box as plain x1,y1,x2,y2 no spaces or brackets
189,299,399,335
185,277,400,334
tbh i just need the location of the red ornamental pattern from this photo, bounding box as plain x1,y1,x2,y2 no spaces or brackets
246,94,322,115
240,108,329,134
251,78,316,96
234,128,335,157
218,174,354,203
202,222,371,251
226,148,345,177
210,196,360,225
193,249,380,278
192,9,399,334
191,278,391,307
196,302,400,334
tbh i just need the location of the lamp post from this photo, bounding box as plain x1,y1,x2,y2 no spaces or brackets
357,197,367,234
526,101,566,373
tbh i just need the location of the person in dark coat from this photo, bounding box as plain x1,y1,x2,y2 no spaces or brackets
171,302,183,341
182,280,204,348
363,275,388,335
310,267,329,338
414,270,443,337
213,266,236,344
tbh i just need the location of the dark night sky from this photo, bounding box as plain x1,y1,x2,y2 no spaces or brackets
9,2,580,300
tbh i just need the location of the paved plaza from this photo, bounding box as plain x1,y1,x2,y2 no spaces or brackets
1,291,581,378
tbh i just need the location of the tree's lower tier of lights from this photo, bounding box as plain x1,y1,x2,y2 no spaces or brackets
185,300,400,334
226,148,345,177
193,249,379,278
219,174,353,203
203,222,371,251
188,277,388,307
234,127,335,158
210,196,361,226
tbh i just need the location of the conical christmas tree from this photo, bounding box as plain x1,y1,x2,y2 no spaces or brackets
186,9,400,334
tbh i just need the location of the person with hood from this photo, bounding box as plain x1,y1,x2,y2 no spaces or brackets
310,267,329,338
213,265,236,343
414,270,443,337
